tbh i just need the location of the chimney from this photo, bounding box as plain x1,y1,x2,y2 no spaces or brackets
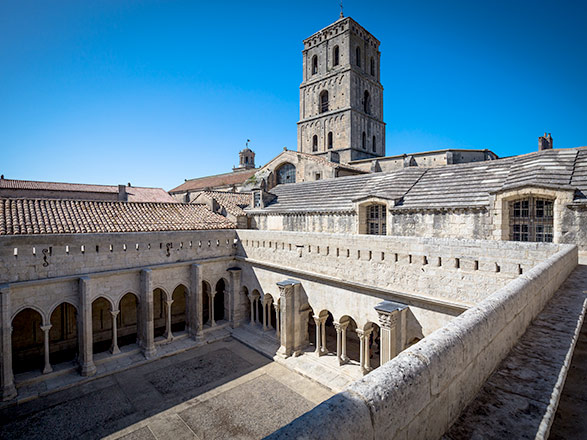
538,133,553,151
118,184,128,201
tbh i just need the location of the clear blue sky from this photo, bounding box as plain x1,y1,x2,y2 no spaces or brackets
1,0,586,191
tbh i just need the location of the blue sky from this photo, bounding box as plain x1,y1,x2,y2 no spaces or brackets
1,0,586,191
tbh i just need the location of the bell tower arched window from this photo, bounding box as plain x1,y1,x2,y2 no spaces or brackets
356,47,361,67
370,57,375,76
333,46,339,66
320,90,329,113
312,135,318,152
312,55,318,75
276,163,296,185
362,131,366,150
509,196,554,242
327,132,333,149
363,90,371,114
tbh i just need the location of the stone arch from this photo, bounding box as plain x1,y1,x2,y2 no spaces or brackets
276,163,296,185
153,287,167,339
118,292,139,349
364,321,381,370
338,315,360,364
214,278,228,322
11,304,47,326
49,302,78,366
92,297,115,355
202,280,212,326
171,284,188,333
12,308,44,374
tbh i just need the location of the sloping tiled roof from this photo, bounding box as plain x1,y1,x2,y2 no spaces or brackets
251,147,587,212
0,179,176,203
170,169,257,193
194,191,251,216
0,199,234,235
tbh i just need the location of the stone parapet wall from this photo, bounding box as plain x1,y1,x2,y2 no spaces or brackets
236,230,564,305
267,243,578,440
0,230,237,284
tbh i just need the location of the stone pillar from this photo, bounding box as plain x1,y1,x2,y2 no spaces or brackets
356,329,366,374
313,315,321,356
164,300,173,341
110,310,120,354
139,270,156,359
334,321,342,365
78,277,96,376
377,310,399,366
276,279,299,358
248,294,255,325
41,324,53,374
364,328,373,373
227,267,242,327
274,302,280,338
209,292,216,327
254,298,260,324
0,285,17,400
320,316,328,354
340,322,349,364
262,298,268,331
188,264,201,338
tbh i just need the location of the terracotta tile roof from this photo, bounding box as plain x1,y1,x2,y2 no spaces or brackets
169,169,257,193
195,191,251,216
0,199,234,235
0,178,176,203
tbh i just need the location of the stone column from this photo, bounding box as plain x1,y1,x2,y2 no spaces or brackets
254,297,260,324
227,267,242,327
320,316,328,354
41,324,53,374
247,294,255,325
189,264,201,339
139,269,156,359
364,328,373,373
209,292,216,327
313,315,321,356
276,280,299,358
0,285,16,400
110,310,120,354
340,321,349,364
164,300,174,341
274,302,280,338
356,329,366,374
334,321,342,365
78,277,96,376
262,298,268,331
377,310,399,366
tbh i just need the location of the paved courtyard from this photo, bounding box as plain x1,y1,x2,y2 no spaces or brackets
0,340,333,440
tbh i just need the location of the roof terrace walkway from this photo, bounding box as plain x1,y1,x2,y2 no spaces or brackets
444,262,587,440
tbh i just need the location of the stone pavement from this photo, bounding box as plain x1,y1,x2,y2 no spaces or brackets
443,264,587,440
0,339,333,440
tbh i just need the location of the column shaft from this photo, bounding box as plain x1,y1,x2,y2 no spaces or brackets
320,317,327,354
334,322,342,365
274,303,280,338
165,300,173,341
341,325,349,363
110,310,120,354
357,329,365,373
313,316,321,356
262,300,268,331
210,293,216,327
78,277,97,376
248,295,255,325
41,325,52,374
139,270,156,358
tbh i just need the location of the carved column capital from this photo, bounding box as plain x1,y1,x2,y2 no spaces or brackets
355,328,366,340
378,311,398,329
40,324,52,333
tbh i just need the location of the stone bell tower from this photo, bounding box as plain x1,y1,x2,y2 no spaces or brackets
297,15,385,163
233,142,256,171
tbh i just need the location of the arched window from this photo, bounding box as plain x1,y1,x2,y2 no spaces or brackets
333,46,340,66
372,135,376,153
356,46,361,67
509,196,554,242
276,163,296,184
370,57,375,76
312,135,318,152
327,132,333,149
312,55,318,75
362,131,366,150
320,90,329,113
363,90,370,114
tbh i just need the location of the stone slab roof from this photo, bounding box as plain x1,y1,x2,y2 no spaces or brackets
0,179,176,203
252,147,587,213
0,199,234,235
193,191,251,217
169,169,257,193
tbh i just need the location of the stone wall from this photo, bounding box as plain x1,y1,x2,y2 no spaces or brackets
267,243,578,440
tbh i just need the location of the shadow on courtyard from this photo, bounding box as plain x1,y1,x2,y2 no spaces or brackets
0,339,324,440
